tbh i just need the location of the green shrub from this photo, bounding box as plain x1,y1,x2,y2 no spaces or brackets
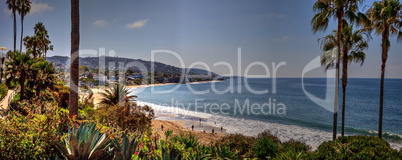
0,112,59,159
280,139,311,153
257,130,281,144
177,132,199,149
312,135,401,159
209,144,239,159
215,133,256,158
253,137,279,158
0,83,8,100
276,151,308,160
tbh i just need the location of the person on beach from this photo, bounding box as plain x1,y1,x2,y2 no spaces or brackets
212,128,214,133
221,126,223,132
161,125,164,131
191,125,194,131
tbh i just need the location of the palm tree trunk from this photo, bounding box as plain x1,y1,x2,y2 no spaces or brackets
69,0,80,117
20,16,24,52
13,9,17,52
341,48,348,137
378,0,387,139
333,15,342,140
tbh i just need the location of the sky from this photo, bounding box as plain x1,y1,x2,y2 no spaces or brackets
0,0,401,78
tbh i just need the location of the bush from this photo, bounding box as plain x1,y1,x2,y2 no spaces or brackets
95,103,154,132
258,130,281,144
253,137,279,158
312,135,401,159
0,112,59,159
215,134,256,158
0,83,8,100
280,139,311,153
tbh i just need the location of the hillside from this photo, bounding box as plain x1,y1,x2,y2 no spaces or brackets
46,56,219,76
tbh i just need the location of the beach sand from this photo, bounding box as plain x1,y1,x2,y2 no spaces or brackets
151,119,226,144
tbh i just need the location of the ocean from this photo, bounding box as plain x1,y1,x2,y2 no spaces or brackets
130,78,402,149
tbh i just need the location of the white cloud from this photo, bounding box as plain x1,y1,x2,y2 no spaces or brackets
30,1,54,14
93,20,108,27
125,19,149,29
275,36,290,42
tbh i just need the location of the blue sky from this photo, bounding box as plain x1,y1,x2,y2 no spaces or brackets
1,0,401,78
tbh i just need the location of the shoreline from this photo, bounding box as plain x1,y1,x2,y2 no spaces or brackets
88,81,402,151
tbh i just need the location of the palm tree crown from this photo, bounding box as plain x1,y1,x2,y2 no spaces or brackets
100,84,137,106
320,23,369,70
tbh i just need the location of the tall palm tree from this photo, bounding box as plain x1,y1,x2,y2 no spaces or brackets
100,84,137,116
17,0,31,52
4,51,33,100
320,22,370,136
6,0,18,51
69,0,80,117
366,0,402,138
311,0,362,140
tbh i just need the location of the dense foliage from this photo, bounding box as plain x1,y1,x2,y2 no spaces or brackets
0,83,8,100
311,135,401,159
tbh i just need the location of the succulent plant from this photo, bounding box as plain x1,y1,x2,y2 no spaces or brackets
113,134,141,160
55,123,113,160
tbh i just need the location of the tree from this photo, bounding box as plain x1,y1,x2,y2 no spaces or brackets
6,0,18,51
312,0,363,140
4,51,33,100
100,84,137,116
69,0,80,117
33,22,53,58
365,0,402,138
17,0,31,52
23,35,41,58
319,22,370,136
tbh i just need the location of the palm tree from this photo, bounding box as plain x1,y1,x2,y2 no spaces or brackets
100,84,137,116
366,0,402,138
23,35,41,58
311,0,362,140
33,22,53,58
17,0,31,52
6,0,18,51
69,0,80,117
320,22,370,136
4,51,33,100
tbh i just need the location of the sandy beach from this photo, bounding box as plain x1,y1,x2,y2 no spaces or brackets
152,119,226,144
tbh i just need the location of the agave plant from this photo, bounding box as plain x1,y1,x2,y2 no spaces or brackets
55,123,113,160
113,134,142,160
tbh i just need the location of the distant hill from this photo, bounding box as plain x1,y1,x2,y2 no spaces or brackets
46,56,219,76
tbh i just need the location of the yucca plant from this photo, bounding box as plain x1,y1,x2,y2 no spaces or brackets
113,134,142,160
55,123,113,160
